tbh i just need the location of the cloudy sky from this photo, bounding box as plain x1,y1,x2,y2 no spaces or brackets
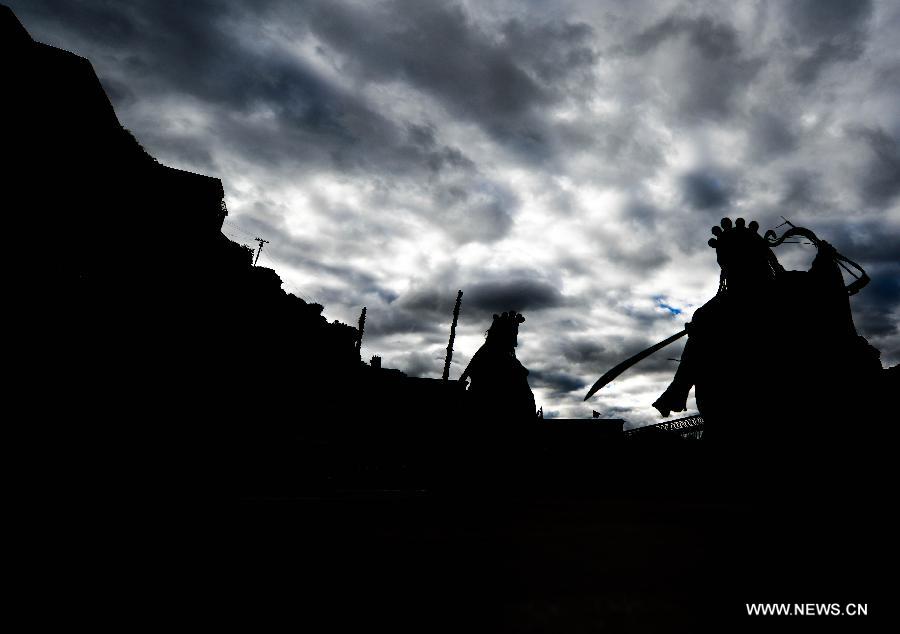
13,0,899,424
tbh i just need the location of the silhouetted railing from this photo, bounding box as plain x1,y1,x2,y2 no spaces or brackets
624,415,704,439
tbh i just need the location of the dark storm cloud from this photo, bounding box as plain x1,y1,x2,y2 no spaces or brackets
624,14,763,119
528,368,585,397
628,15,740,59
374,285,454,330
681,171,730,210
186,52,449,177
559,336,624,372
399,286,460,318
602,234,673,274
364,310,443,337
395,275,564,324
365,283,467,342
559,335,682,376
558,338,611,367
365,273,569,350
531,331,681,406
401,123,474,174
864,269,900,309
14,0,140,48
433,180,518,244
747,110,798,161
837,225,900,266
779,171,819,210
499,19,598,89
784,0,873,41
851,263,900,367
19,0,280,105
792,40,865,86
303,0,544,115
624,200,660,230
784,0,873,85
300,0,597,157
465,279,566,314
849,126,900,207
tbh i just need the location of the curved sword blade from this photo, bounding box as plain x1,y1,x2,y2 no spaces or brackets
583,329,688,401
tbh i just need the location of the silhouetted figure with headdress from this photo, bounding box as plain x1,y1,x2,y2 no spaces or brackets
460,311,536,423
653,217,881,440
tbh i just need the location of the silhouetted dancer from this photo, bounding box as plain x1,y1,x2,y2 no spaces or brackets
459,311,536,423
652,217,882,440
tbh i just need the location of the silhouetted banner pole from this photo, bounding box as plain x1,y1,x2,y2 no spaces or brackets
584,329,687,401
442,290,463,380
355,306,366,361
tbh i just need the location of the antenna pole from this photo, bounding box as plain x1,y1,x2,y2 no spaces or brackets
253,238,269,266
442,290,463,380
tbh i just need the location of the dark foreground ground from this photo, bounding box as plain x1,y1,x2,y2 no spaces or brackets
215,492,743,632
55,434,884,632
133,439,881,633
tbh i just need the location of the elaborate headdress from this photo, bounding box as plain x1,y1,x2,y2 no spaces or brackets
707,217,785,292
486,311,526,348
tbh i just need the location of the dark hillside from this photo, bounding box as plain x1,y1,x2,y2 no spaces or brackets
3,5,359,455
